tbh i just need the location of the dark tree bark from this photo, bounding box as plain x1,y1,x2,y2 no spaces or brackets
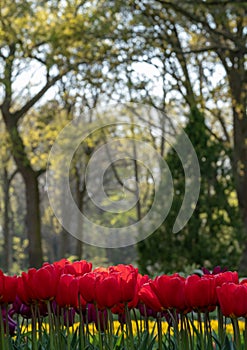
1,114,44,267
227,60,247,273
2,167,17,272
22,169,43,267
74,166,86,260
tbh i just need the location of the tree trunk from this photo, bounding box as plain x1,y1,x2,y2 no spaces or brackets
3,168,12,272
74,167,85,260
227,60,247,274
1,112,43,268
75,239,83,261
59,228,70,259
22,169,43,267
239,219,247,274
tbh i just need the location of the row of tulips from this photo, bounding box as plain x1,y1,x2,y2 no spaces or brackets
0,259,247,349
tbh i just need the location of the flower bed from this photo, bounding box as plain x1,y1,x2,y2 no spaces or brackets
0,259,246,349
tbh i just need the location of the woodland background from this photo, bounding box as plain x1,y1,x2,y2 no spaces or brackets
0,0,246,275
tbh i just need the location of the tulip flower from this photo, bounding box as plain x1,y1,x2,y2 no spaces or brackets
78,272,98,303
10,296,32,319
11,295,47,318
118,271,137,303
93,264,139,305
110,265,140,310
55,274,79,308
215,271,239,287
62,260,92,276
0,271,18,304
32,264,61,301
150,274,188,312
185,274,217,311
51,258,69,268
217,282,247,317
202,266,228,275
95,274,121,309
138,282,162,312
17,274,31,305
127,273,149,310
93,266,109,273
110,270,147,315
87,303,108,331
1,307,17,336
108,264,138,278
18,265,61,303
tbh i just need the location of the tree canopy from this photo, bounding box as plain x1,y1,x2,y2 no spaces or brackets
0,0,246,273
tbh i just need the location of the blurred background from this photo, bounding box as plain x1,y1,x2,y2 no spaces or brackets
0,0,246,275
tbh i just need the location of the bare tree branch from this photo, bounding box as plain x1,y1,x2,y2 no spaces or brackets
12,73,64,122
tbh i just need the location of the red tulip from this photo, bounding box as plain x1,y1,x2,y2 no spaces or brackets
18,269,36,304
52,258,70,268
18,265,61,303
62,260,92,276
0,271,17,304
108,264,138,276
150,273,188,312
109,264,139,305
93,267,109,273
111,273,150,315
215,271,238,287
138,282,162,312
185,274,217,311
95,274,121,309
128,273,149,309
33,264,61,301
118,271,137,303
55,274,79,308
217,282,247,317
78,272,98,303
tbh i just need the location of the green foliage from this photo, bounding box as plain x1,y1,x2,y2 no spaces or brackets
0,0,125,268
138,109,244,275
0,0,246,271
1,310,246,350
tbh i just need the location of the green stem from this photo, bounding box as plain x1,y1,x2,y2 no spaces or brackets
133,308,140,343
143,304,149,334
95,305,103,350
198,312,205,350
47,301,55,350
31,304,38,350
124,303,134,349
245,317,247,350
55,304,62,349
169,309,181,350
232,317,241,350
185,315,193,350
78,297,85,349
0,305,5,350
107,308,114,350
5,304,10,350
85,304,90,343
204,311,213,350
217,306,224,347
180,313,190,350
65,308,71,350
157,312,163,350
